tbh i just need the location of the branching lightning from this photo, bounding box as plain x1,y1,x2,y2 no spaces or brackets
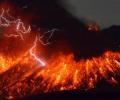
29,36,46,67
39,28,58,45
0,8,58,67
1,4,120,99
0,8,31,40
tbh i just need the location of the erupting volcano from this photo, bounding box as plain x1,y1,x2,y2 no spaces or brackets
0,2,120,100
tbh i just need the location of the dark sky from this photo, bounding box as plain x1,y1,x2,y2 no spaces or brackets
61,0,120,29
10,0,120,29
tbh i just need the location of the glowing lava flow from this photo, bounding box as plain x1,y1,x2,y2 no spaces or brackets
33,51,120,91
0,51,120,100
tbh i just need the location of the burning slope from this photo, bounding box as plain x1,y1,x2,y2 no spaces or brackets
0,51,120,99
0,3,120,100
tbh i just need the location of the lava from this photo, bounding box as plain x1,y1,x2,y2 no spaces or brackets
0,51,120,99
0,4,120,100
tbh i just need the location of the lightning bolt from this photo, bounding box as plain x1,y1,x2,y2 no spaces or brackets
0,8,10,27
0,8,58,68
29,37,46,67
0,8,45,67
0,8,31,40
39,28,58,45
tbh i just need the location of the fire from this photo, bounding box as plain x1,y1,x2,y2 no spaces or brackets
35,51,120,91
0,4,120,99
0,51,120,99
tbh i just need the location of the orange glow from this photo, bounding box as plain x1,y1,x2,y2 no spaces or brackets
0,3,120,99
0,51,120,99
86,22,100,32
35,51,120,91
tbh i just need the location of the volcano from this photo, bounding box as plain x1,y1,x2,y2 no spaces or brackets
0,0,120,100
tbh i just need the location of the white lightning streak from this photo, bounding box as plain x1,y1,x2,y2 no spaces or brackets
0,8,10,27
0,8,31,40
0,8,59,68
29,37,46,67
39,28,58,45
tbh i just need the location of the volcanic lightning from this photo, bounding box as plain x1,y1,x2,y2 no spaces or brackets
0,8,31,40
0,8,46,67
29,37,46,67
0,4,120,100
39,28,58,45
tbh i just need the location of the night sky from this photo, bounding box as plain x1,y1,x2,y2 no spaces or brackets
61,0,120,29
10,0,120,29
